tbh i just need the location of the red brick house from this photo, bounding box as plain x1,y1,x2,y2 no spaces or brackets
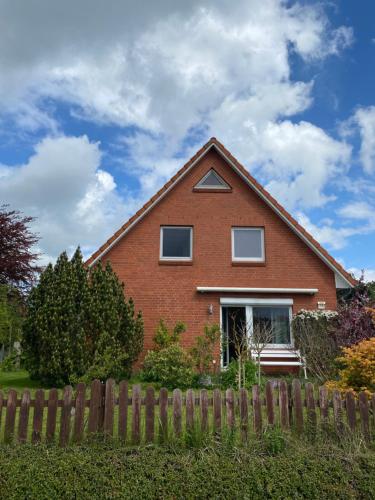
87,138,356,373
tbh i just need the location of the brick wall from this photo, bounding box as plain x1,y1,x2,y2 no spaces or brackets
104,148,337,363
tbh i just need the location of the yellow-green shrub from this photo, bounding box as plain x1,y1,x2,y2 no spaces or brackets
326,337,375,395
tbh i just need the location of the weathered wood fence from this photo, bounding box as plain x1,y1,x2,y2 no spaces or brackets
1,379,375,446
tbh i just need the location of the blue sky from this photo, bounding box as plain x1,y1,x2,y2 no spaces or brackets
0,0,374,280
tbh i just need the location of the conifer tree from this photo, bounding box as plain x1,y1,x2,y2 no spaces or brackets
23,250,143,384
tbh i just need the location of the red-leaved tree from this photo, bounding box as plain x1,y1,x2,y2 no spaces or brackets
0,205,41,291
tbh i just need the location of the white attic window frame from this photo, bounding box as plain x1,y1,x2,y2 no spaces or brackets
194,168,231,190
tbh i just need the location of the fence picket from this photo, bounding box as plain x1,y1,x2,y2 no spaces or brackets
318,386,329,427
279,380,289,430
265,381,275,426
186,389,194,433
226,389,235,430
358,392,370,442
0,391,4,436
46,388,58,443
200,389,208,433
145,386,155,443
59,386,72,447
252,385,262,434
292,380,303,434
306,383,317,435
172,389,182,437
118,380,128,442
239,388,248,443
132,384,141,445
18,390,31,443
333,390,343,435
73,383,86,443
4,389,17,443
372,394,375,429
159,388,168,442
213,389,221,435
345,392,356,432
88,380,101,434
32,389,44,444
103,379,115,437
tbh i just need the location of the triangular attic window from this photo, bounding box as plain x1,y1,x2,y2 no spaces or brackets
194,169,230,190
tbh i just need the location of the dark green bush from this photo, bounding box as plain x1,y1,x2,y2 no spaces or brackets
220,359,257,389
0,442,374,499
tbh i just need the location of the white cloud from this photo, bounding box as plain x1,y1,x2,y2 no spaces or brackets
0,135,128,260
353,106,375,174
337,201,374,220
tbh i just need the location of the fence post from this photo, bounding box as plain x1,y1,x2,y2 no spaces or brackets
103,379,115,437
118,380,128,442
0,391,3,436
4,389,17,443
132,384,141,445
18,390,31,444
200,389,208,433
173,389,182,437
159,388,168,442
252,385,262,434
345,392,356,432
186,389,194,434
239,388,248,443
32,389,45,444
279,380,289,430
213,389,221,435
333,390,343,435
292,380,303,435
226,389,235,431
145,386,155,443
46,388,58,443
265,381,275,426
88,379,101,434
358,392,370,442
59,386,72,447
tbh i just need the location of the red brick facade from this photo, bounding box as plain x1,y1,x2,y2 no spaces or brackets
89,141,353,370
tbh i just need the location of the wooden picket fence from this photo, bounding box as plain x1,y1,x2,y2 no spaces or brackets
1,379,375,446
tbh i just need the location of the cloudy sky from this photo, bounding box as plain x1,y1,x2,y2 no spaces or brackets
0,1,374,279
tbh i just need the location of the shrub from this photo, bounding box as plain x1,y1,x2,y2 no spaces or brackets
326,337,375,394
220,359,257,390
23,249,143,385
334,285,375,348
153,319,186,350
190,323,220,374
292,309,339,382
142,344,194,389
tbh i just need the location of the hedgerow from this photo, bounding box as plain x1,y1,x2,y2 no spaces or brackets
0,441,374,499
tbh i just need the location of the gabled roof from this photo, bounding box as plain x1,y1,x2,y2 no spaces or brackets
87,137,356,288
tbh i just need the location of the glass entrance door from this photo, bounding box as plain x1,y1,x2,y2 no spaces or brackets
221,306,247,367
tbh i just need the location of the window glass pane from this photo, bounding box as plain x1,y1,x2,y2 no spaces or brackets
233,229,263,259
253,307,290,344
199,170,227,187
162,227,191,258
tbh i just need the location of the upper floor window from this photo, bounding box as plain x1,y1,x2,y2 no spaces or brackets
160,226,193,260
232,227,264,262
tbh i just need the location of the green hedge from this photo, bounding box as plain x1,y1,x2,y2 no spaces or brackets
0,441,374,499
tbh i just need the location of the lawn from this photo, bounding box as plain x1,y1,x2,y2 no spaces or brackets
0,370,42,395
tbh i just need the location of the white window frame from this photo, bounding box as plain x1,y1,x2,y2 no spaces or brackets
160,226,193,261
231,227,265,262
220,298,293,367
